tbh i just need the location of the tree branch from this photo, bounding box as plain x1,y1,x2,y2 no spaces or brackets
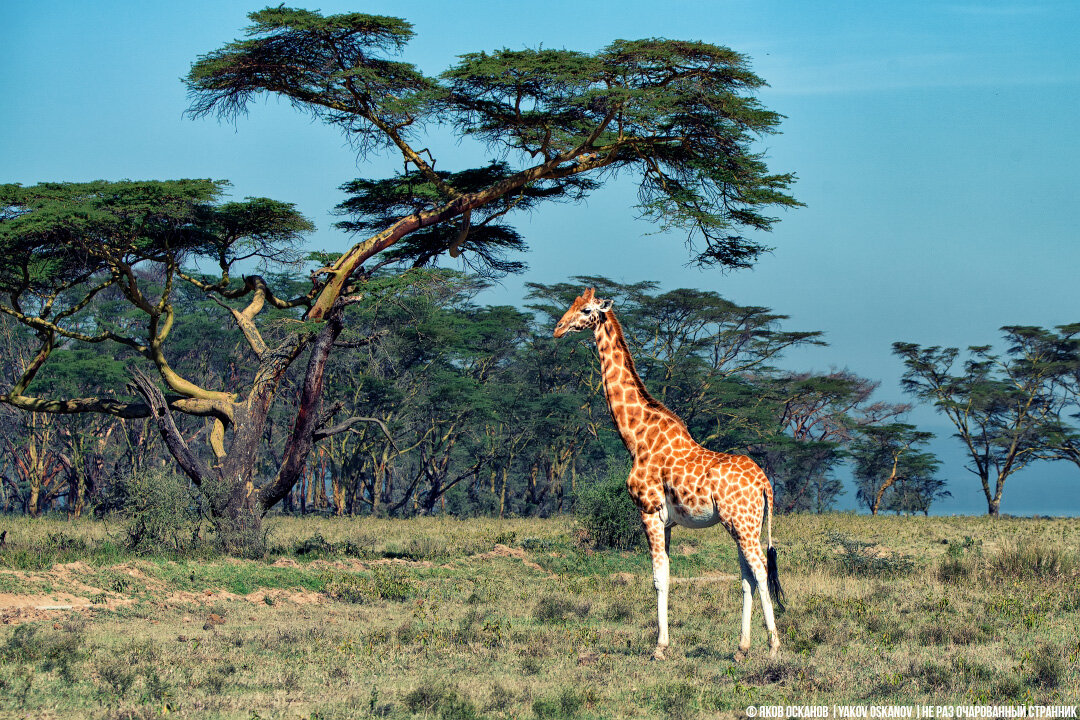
127,367,211,486
313,415,398,452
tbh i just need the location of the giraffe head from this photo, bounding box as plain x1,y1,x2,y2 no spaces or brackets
553,287,613,338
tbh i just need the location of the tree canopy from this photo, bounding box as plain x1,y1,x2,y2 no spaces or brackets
185,6,801,319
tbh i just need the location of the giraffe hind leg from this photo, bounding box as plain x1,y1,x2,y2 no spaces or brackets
735,547,756,662
742,542,781,657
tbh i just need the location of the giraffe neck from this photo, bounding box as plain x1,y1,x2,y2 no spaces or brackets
593,310,686,456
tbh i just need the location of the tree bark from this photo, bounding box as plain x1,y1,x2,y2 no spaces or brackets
259,301,346,512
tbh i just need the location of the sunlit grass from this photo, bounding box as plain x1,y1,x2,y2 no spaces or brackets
0,512,1077,718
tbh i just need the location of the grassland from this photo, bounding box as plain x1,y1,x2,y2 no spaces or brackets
0,512,1078,719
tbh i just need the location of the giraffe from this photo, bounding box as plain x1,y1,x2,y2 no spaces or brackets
554,287,784,661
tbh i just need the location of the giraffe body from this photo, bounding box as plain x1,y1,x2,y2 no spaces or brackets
555,287,783,660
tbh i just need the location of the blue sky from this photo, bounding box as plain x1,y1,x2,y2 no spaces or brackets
3,1,1079,514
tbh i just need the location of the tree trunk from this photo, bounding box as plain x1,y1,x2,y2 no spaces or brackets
499,466,509,518
27,477,41,517
258,302,346,512
871,453,903,516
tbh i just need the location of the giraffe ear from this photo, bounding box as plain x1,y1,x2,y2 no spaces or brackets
597,298,613,312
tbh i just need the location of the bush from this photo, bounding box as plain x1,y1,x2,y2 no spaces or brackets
574,463,643,551
827,532,915,578
120,469,203,555
404,683,480,720
532,593,590,622
533,688,583,719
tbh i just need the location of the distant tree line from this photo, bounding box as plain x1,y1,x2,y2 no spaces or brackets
1,267,960,518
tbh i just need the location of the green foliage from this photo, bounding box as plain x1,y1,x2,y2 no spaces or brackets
851,423,944,514
0,531,88,571
532,688,584,719
119,470,203,556
187,7,799,273
369,564,413,601
894,329,1080,515
574,465,643,551
403,683,480,720
286,532,374,560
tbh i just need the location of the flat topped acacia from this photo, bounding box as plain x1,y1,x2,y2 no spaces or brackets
186,7,800,318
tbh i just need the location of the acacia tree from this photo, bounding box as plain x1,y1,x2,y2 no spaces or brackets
185,8,797,513
0,180,317,543
2,7,800,544
758,370,909,512
850,423,942,515
185,4,801,314
893,335,1062,516
1002,325,1080,471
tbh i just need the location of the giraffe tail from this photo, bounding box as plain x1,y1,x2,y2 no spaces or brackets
764,483,785,613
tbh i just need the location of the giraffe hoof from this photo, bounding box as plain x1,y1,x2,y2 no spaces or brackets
652,645,668,661
769,643,781,659
734,648,748,663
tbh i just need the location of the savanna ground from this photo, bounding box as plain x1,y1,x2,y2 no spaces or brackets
0,511,1078,719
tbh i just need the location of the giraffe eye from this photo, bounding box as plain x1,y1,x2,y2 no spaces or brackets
582,307,593,315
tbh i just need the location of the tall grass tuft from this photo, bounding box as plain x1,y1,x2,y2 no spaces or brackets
990,542,1077,581
827,532,915,577
939,540,1078,585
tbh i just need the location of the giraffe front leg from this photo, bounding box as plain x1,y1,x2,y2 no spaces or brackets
642,511,670,660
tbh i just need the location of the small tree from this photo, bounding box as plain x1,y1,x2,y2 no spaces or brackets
850,423,942,515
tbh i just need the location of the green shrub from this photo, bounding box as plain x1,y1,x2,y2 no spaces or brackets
652,682,697,720
0,622,86,684
322,565,413,603
369,564,413,601
404,682,480,720
120,469,203,555
96,655,136,696
323,573,368,603
574,464,643,551
533,688,583,719
1026,642,1065,689
292,532,334,556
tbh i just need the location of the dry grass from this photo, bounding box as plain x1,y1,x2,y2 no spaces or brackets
0,512,1078,718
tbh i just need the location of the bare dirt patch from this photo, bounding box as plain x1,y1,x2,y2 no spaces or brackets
0,563,137,625
468,543,552,575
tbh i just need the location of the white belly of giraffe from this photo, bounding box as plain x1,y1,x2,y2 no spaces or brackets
662,492,723,529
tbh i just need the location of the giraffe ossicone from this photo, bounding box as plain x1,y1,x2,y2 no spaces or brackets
555,287,785,661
